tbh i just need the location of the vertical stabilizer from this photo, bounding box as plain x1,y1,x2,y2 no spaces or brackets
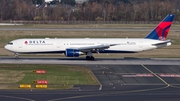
145,14,175,40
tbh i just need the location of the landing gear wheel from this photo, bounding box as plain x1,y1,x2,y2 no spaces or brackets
86,56,95,60
14,53,19,60
91,56,95,60
15,56,19,60
86,56,90,60
86,51,95,60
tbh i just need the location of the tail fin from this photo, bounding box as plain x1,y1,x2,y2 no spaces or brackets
145,14,175,40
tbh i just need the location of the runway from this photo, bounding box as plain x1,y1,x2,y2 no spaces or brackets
0,86,180,101
0,27,180,31
0,57,180,101
0,57,180,65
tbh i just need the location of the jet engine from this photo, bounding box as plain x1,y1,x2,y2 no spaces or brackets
65,49,83,57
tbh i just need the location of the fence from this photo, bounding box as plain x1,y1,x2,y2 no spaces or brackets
0,21,180,24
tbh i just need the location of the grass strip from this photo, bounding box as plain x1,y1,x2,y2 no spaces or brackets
0,64,99,89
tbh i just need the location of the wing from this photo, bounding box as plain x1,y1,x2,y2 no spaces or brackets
67,44,118,52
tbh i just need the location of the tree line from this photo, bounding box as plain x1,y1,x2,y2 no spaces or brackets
0,0,180,21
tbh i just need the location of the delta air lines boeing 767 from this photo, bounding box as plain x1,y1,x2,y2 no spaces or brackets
4,14,174,60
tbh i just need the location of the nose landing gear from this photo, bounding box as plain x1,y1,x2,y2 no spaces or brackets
14,53,19,59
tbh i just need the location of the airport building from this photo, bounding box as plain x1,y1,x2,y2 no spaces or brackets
75,0,88,4
45,0,88,4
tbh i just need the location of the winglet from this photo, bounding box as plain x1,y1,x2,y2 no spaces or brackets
145,14,175,40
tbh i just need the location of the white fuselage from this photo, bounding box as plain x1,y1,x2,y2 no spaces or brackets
4,38,171,54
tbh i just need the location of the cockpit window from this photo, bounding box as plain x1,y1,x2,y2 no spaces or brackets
8,42,13,45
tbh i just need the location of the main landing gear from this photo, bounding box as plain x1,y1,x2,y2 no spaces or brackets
86,56,95,60
86,51,95,60
14,53,19,59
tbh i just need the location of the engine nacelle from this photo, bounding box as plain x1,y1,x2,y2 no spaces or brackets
65,49,82,57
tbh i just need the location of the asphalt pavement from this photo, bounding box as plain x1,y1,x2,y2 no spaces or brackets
0,57,180,101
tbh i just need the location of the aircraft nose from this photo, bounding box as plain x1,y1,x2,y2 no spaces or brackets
4,45,10,50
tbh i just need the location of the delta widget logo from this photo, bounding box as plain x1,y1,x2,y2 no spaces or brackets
24,41,28,44
24,40,45,44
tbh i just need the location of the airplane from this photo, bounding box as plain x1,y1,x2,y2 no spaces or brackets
4,14,174,60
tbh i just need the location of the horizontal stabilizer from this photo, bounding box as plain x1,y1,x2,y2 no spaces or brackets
152,40,171,46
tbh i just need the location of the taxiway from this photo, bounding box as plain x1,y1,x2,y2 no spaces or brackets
0,57,180,101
